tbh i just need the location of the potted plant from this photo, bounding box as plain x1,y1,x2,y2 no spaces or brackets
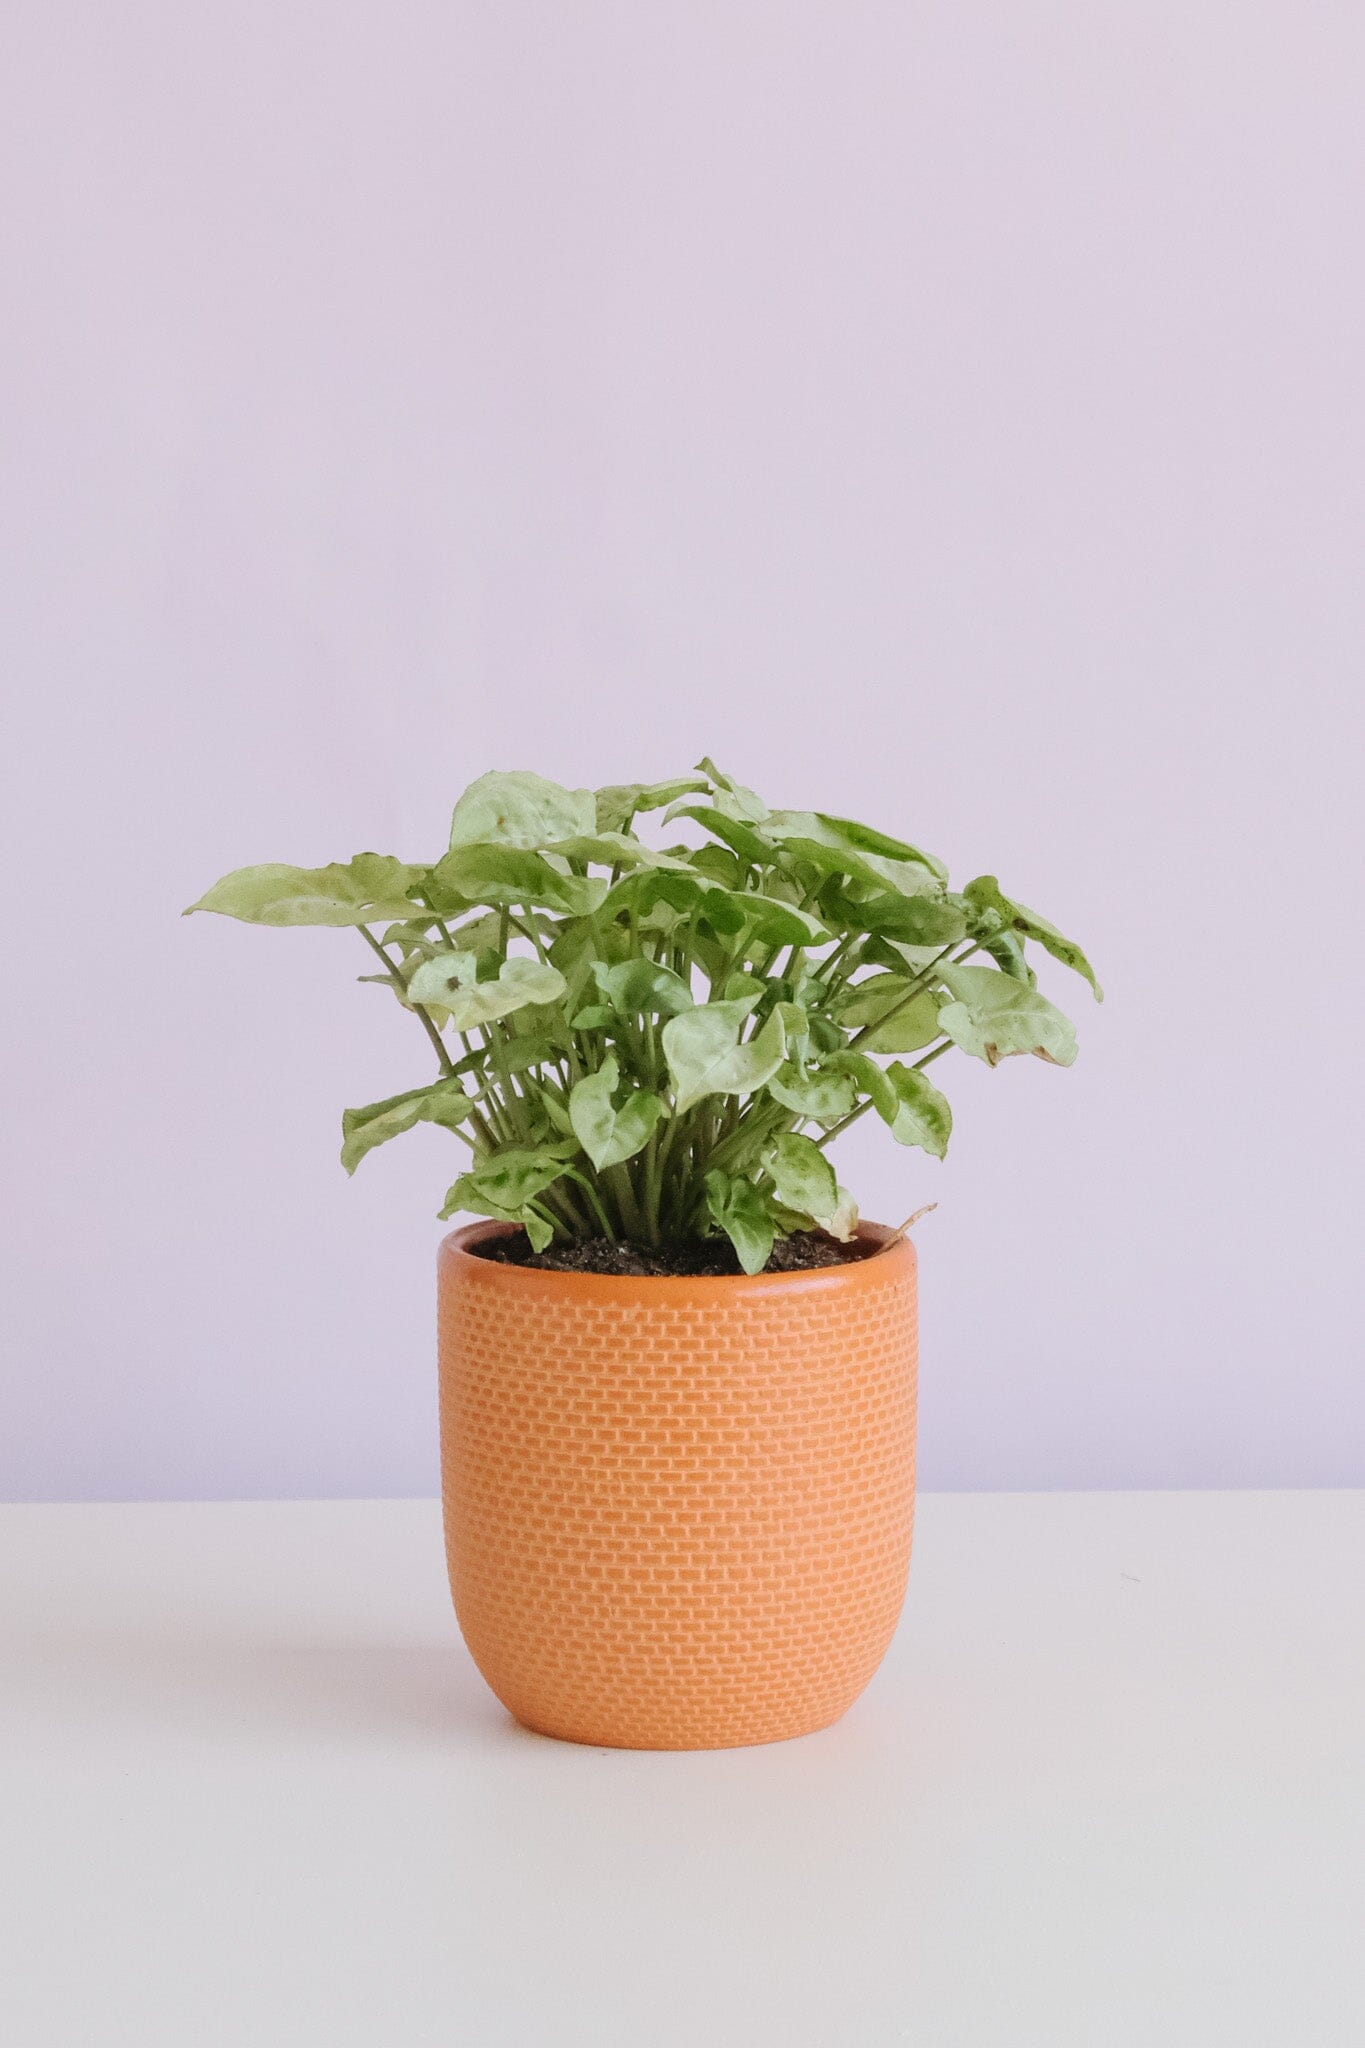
188,761,1100,1749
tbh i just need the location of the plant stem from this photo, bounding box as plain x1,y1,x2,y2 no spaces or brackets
814,1098,872,1147
912,1038,953,1071
507,909,548,962
566,1170,618,1241
358,927,454,1076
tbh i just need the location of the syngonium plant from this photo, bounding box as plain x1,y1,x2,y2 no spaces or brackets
186,762,1101,1271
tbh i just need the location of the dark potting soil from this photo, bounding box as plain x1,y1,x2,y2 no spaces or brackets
468,1229,875,1278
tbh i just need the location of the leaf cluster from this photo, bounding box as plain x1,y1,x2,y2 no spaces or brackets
186,763,1100,1270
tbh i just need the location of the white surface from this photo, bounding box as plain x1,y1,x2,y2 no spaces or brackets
2,1492,1361,2046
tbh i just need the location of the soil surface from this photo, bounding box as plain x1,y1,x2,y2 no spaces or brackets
468,1228,876,1277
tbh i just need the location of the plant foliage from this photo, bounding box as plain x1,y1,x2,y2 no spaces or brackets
186,764,1101,1271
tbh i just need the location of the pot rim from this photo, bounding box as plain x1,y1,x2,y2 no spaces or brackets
438,1216,914,1301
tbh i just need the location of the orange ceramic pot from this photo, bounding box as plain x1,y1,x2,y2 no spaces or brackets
437,1219,918,1750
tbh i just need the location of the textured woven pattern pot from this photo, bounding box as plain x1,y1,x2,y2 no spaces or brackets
437,1219,918,1750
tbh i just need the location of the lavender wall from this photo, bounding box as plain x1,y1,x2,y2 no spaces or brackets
3,4,1361,1500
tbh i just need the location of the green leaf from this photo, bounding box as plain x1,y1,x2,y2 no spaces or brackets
858,1000,942,1053
549,833,696,872
570,1003,615,1030
725,893,830,949
762,1132,840,1227
836,976,943,1052
595,778,709,834
431,845,608,917
588,866,690,926
596,865,826,948
495,1034,558,1077
439,1143,577,1222
662,998,787,1114
534,1088,577,1141
661,803,773,865
770,998,814,1045
504,997,575,1050
759,813,943,897
686,842,747,890
720,970,767,1003
340,1079,476,1174
448,771,595,851
568,1054,667,1170
703,1170,776,1274
379,917,441,951
826,1049,898,1121
406,952,566,1029
979,928,1035,984
817,814,949,884
822,887,966,946
877,940,949,974
826,1186,860,1242
964,876,1102,998
766,1062,858,1123
936,962,1078,1067
520,1211,556,1253
448,908,549,955
877,1062,953,1157
694,758,769,821
438,1180,557,1252
592,958,694,1017
438,1139,584,1254
184,854,425,927
547,913,629,1010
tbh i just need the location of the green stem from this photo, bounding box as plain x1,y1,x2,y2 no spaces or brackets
814,1099,873,1147
359,927,454,1076
912,1038,954,1071
507,909,548,962
640,1124,663,1243
607,1162,645,1240
697,1096,790,1182
566,1170,618,1241
412,885,457,953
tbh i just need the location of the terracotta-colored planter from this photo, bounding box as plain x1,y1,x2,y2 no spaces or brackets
437,1219,918,1750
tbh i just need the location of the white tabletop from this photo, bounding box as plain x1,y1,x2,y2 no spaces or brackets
2,1492,1361,2046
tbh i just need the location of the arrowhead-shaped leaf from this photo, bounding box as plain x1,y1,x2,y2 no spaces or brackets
823,887,965,946
759,813,944,897
448,771,595,851
766,1061,858,1123
694,758,769,821
340,1079,476,1174
568,1055,666,1170
594,778,710,834
877,1062,953,1157
762,1133,841,1229
816,813,949,883
592,958,694,1017
937,962,1078,1067
662,999,787,1113
439,1144,578,1237
826,1049,898,1121
660,803,774,866
431,845,607,917
964,876,1102,998
703,1170,776,1274
836,976,943,1053
406,952,566,1029
184,854,425,927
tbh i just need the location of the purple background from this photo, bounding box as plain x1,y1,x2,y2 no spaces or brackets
3,5,1361,1501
